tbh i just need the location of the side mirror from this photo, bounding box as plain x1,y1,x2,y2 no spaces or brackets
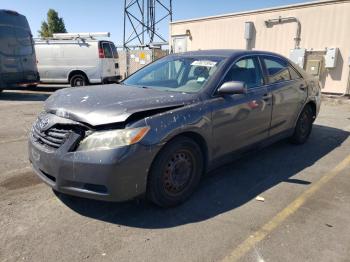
217,81,247,95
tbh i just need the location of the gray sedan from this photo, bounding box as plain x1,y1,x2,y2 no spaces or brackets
28,50,321,207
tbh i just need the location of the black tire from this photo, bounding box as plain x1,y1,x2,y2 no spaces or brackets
147,136,204,207
290,105,314,144
70,74,88,87
0,89,3,93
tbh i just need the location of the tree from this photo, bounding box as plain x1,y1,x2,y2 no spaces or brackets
38,9,67,38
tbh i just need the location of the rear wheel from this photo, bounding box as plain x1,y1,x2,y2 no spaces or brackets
147,136,204,207
70,74,88,87
290,105,314,144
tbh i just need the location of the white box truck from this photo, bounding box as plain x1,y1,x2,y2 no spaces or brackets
34,32,120,87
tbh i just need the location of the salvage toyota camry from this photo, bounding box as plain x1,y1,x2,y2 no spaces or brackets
29,50,321,207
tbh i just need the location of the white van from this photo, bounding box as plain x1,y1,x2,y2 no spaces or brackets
34,33,120,87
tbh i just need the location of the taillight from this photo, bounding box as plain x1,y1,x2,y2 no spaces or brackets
99,48,105,58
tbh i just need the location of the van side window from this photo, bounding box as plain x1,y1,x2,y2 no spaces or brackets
223,57,263,88
102,43,113,58
14,28,33,55
0,26,16,55
263,57,291,84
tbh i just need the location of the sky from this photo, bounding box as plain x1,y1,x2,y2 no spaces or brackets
1,0,310,45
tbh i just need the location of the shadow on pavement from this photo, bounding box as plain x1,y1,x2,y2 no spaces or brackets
0,91,51,102
57,124,349,228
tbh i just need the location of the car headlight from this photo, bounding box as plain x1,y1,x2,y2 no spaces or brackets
77,126,150,151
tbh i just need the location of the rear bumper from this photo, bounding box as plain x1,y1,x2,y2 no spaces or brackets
1,71,40,88
28,135,158,202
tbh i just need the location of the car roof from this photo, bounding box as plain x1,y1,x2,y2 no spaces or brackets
173,49,285,59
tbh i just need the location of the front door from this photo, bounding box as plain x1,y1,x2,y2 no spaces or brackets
211,56,272,158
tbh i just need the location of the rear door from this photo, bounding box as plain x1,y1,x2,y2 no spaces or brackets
211,56,272,157
110,42,120,77
0,25,22,85
100,41,115,78
261,55,308,136
14,27,38,82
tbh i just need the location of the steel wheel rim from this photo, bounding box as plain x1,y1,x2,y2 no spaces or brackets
162,149,195,196
73,77,84,86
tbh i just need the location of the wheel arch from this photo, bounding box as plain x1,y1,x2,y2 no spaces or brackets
306,100,317,121
68,70,89,83
150,131,209,176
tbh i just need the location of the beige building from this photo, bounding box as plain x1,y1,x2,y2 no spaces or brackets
170,0,350,94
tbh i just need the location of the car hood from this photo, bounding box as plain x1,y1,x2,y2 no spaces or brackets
45,84,199,126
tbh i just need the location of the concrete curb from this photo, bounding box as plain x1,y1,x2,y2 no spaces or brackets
321,95,350,105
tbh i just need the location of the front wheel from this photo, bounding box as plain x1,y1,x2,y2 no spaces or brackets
70,74,88,87
290,105,314,144
147,137,204,207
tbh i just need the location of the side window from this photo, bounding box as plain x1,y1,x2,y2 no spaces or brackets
223,57,263,88
289,65,302,80
263,57,291,84
102,43,113,58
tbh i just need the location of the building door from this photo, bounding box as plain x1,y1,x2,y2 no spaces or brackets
173,37,187,53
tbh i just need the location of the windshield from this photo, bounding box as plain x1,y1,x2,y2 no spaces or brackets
123,56,226,93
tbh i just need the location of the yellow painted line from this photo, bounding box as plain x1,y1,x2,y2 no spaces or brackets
222,154,350,262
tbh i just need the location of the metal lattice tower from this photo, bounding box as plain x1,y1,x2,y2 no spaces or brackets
123,0,173,49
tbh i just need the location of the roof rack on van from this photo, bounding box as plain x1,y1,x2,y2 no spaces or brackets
34,32,110,41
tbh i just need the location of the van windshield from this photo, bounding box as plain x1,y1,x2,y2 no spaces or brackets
123,56,226,93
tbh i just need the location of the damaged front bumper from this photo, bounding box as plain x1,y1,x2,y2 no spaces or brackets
28,128,158,202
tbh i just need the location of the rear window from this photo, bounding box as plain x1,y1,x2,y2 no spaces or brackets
110,43,118,59
15,28,33,55
102,42,113,58
0,26,16,55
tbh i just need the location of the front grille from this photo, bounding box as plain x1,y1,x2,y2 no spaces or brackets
32,125,72,149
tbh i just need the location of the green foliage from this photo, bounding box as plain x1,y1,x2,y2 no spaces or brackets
38,9,67,38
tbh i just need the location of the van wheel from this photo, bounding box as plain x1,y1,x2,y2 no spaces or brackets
147,136,204,207
290,105,313,144
70,74,88,87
